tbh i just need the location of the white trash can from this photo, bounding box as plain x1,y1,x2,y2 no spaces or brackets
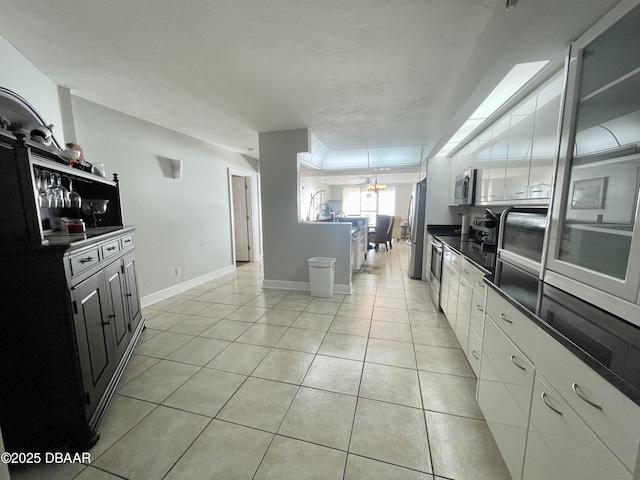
308,257,336,297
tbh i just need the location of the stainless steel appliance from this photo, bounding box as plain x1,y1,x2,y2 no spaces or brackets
408,178,427,279
470,208,501,252
453,168,476,206
494,207,548,311
429,238,443,308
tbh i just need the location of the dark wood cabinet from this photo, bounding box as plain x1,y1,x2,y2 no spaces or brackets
72,271,117,415
0,88,145,451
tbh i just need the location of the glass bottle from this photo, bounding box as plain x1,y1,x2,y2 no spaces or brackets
68,179,82,208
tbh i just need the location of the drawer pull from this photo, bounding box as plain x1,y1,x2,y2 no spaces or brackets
475,304,484,311
79,256,95,264
124,239,132,243
500,313,513,324
472,350,480,360
106,246,117,251
477,281,485,288
572,383,603,411
542,392,563,416
460,282,467,287
463,268,470,274
510,355,526,371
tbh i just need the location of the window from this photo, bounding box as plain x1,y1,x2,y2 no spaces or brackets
342,186,396,224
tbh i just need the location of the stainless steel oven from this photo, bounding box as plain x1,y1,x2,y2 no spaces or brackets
429,238,443,309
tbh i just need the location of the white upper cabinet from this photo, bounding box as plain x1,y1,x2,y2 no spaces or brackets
546,0,640,306
505,96,537,200
453,71,563,205
529,74,564,199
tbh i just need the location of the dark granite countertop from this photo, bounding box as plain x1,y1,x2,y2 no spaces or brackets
427,228,496,275
485,277,640,406
427,224,640,405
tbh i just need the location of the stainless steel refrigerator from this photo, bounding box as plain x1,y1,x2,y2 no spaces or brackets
408,178,427,279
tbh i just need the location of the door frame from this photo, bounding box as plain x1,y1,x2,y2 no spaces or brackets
228,167,262,264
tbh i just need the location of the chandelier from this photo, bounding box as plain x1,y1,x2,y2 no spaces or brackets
366,183,386,192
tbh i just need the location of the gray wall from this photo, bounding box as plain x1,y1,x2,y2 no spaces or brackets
426,156,461,225
72,97,258,298
260,130,352,292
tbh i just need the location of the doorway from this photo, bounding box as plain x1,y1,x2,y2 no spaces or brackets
228,168,261,264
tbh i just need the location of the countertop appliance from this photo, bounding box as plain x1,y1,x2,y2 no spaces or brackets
408,177,427,279
469,208,501,252
454,168,476,206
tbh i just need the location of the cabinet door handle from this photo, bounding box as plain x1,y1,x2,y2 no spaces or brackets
463,268,470,274
510,355,526,371
531,189,543,193
472,350,480,360
477,281,485,288
79,256,94,264
475,304,484,311
500,313,513,324
127,293,132,297
542,392,563,416
515,191,525,195
460,282,467,287
572,383,603,410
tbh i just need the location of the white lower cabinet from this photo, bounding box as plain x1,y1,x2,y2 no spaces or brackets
479,287,640,480
455,277,472,352
523,372,631,480
478,316,535,480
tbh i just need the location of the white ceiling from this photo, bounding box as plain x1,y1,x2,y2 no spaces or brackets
0,0,623,163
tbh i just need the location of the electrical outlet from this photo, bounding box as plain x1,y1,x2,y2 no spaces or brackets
174,267,182,276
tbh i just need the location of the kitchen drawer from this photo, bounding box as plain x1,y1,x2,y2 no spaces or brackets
120,233,134,250
467,325,482,376
68,247,101,279
536,330,640,471
460,257,485,285
470,288,486,335
101,239,121,260
485,287,539,362
523,373,632,480
478,317,535,480
449,251,460,272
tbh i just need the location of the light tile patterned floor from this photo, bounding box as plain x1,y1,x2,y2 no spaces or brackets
10,242,511,480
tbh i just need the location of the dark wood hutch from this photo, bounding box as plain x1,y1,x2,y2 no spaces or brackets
0,88,145,451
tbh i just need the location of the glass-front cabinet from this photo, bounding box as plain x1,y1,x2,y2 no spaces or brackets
465,71,563,205
547,0,640,307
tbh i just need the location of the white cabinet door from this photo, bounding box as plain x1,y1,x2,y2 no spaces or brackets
478,317,535,480
529,73,563,199
486,116,510,203
505,97,536,200
523,373,631,480
546,2,640,303
455,277,472,352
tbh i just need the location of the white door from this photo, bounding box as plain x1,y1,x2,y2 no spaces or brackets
232,175,250,262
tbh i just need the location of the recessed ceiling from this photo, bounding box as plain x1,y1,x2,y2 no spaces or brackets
0,0,624,160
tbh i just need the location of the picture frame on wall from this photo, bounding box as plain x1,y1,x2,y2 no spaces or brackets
570,176,607,209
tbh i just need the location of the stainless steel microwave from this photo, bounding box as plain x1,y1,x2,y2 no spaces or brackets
454,168,476,205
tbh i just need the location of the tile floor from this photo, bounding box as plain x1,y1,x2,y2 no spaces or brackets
11,241,511,480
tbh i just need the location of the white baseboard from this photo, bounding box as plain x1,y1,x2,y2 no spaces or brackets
141,264,236,308
262,279,352,295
